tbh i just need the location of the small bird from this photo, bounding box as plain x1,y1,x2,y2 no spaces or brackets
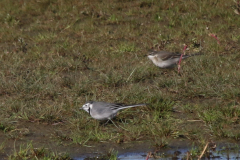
80,101,146,121
147,50,201,68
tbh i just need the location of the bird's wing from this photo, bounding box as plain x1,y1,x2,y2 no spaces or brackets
152,51,181,60
108,103,125,111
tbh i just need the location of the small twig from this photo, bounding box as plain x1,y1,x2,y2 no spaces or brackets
209,34,220,44
183,45,188,53
178,45,188,73
177,54,183,73
187,120,203,122
145,152,151,160
52,122,64,125
126,67,137,82
198,142,209,160
186,151,190,160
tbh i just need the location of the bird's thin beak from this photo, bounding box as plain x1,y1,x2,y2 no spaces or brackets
79,108,83,110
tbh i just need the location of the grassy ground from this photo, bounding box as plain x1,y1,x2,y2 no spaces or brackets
0,0,240,159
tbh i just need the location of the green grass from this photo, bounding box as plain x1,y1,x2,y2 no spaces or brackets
0,0,240,158
8,141,71,160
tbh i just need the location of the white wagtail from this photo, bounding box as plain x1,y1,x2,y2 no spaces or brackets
147,50,201,68
80,101,146,126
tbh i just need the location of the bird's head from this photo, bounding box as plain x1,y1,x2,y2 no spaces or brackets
80,102,93,114
147,51,158,61
148,51,157,57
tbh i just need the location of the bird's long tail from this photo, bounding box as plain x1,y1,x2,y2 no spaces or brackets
118,104,146,110
182,52,203,59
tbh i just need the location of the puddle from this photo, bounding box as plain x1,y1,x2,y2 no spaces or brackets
73,140,240,160
0,122,239,160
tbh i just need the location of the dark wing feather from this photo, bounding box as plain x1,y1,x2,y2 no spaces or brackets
150,50,202,60
108,103,125,110
155,51,182,60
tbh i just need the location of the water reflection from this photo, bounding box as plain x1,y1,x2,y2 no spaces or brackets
74,143,240,160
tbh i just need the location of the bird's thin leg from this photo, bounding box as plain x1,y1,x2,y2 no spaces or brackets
103,119,121,129
108,119,119,128
98,119,109,127
104,118,128,130
103,119,110,126
109,119,130,131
